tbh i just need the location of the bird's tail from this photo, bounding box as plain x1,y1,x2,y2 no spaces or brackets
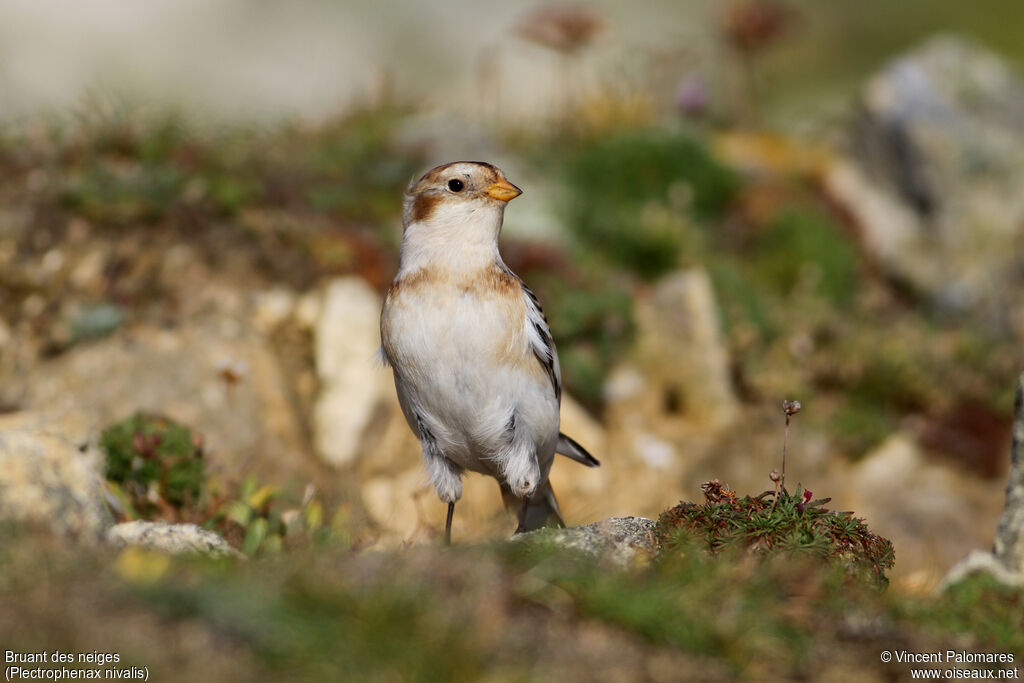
556,432,600,467
501,479,565,532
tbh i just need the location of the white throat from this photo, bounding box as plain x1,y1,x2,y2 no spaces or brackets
398,199,505,278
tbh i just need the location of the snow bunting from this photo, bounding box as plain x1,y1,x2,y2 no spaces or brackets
380,161,599,544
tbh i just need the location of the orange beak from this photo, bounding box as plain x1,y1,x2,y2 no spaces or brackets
486,178,522,202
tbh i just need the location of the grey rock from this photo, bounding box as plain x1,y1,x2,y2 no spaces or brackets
0,426,112,539
831,36,1024,319
68,302,124,343
107,521,243,558
513,517,657,566
994,372,1024,574
940,550,1024,592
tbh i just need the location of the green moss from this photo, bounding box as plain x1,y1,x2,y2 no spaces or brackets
100,412,204,516
655,484,895,586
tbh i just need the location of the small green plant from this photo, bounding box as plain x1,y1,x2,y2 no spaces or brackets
100,413,353,554
100,412,205,519
206,477,353,557
655,480,895,586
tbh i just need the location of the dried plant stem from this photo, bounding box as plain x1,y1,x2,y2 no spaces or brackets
782,412,791,488
770,400,801,512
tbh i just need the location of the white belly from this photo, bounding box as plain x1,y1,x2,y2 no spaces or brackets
382,282,559,474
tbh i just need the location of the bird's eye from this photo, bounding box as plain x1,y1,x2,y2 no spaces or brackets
447,179,464,192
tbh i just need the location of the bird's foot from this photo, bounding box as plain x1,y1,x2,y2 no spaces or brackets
514,496,531,534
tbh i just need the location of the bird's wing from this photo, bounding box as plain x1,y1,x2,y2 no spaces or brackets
519,279,562,403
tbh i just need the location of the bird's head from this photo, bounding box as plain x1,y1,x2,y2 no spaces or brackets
403,161,521,230
398,161,522,273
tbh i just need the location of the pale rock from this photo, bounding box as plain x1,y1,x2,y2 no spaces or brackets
294,290,323,331
158,244,202,292
40,247,64,275
353,394,421,479
107,521,243,558
68,243,110,293
363,465,518,546
633,433,676,470
252,287,296,333
634,268,738,430
548,394,606,507
313,277,393,467
361,470,423,540
603,365,646,404
0,314,11,348
846,433,1005,583
23,294,45,317
20,318,311,484
0,426,112,539
0,410,94,446
588,269,739,522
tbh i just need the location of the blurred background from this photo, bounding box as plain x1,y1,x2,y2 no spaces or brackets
2,0,1024,679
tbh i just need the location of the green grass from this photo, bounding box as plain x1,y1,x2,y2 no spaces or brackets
897,573,1024,654
135,562,485,681
0,514,1021,682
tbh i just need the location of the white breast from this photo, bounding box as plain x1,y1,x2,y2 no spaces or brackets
382,276,559,474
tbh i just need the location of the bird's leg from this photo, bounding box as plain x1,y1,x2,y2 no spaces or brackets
515,496,531,534
444,502,455,546
415,413,463,545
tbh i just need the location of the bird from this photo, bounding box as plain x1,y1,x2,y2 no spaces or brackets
379,161,599,544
